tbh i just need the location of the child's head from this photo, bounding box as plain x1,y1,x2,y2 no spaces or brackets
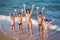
18,12,21,16
38,12,42,17
15,13,18,16
11,14,14,17
10,14,14,19
26,9,30,14
44,19,49,24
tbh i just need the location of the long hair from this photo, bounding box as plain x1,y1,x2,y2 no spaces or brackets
26,9,30,14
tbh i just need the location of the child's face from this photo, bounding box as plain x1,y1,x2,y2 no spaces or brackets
39,14,42,17
19,14,21,17
26,10,30,14
16,14,18,16
11,16,14,19
45,21,49,24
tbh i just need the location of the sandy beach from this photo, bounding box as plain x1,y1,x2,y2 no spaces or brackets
49,31,60,40
0,31,15,40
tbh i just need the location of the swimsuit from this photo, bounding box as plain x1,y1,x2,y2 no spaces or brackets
38,24,42,26
44,28,47,31
18,23,22,25
11,24,14,28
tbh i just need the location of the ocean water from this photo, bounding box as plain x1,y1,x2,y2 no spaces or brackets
0,0,60,30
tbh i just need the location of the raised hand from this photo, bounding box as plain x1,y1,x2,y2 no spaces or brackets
44,16,46,19
36,6,39,14
32,4,34,8
21,9,23,13
42,6,45,10
23,3,26,7
49,18,54,24
52,19,54,21
14,9,17,16
23,4,26,14
9,13,11,15
31,4,34,14
14,9,17,12
36,6,39,10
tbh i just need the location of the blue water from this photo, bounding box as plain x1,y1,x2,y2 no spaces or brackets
0,0,60,26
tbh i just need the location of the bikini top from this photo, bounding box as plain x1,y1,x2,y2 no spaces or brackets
25,14,31,18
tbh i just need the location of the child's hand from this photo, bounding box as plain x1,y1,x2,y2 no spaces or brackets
42,6,45,10
32,4,34,8
21,9,23,12
14,13,16,16
52,19,54,21
49,18,54,24
36,6,39,10
9,13,11,15
14,9,17,12
23,4,26,7
44,16,45,19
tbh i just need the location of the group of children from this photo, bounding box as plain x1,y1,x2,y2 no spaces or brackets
9,4,54,39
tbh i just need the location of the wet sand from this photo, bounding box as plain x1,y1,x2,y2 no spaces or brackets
0,31,15,40
0,20,60,40
49,31,60,40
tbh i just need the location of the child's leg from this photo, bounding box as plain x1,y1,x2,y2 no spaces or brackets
40,26,43,31
38,25,42,32
20,25,22,34
18,24,20,32
45,31,48,40
11,25,15,33
44,30,48,40
18,24,22,33
44,30,46,39
40,31,42,40
26,23,29,33
29,21,32,36
38,25,40,32
11,26,13,33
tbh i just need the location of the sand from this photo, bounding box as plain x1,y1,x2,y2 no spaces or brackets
0,31,15,40
49,31,60,40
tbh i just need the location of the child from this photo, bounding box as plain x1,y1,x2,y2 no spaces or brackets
16,13,22,33
9,13,15,33
44,19,54,40
36,7,45,31
37,12,43,31
23,4,34,35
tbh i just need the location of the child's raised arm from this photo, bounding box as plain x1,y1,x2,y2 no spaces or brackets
14,9,17,13
42,6,45,16
36,6,39,16
9,13,11,16
14,9,17,16
21,9,23,17
49,19,54,24
23,4,26,14
21,9,24,13
31,4,34,14
42,7,45,22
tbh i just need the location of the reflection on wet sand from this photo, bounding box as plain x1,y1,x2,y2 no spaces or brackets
17,26,23,40
37,31,43,40
18,32,23,40
26,30,33,40
44,30,48,40
16,29,33,40
1,25,49,40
